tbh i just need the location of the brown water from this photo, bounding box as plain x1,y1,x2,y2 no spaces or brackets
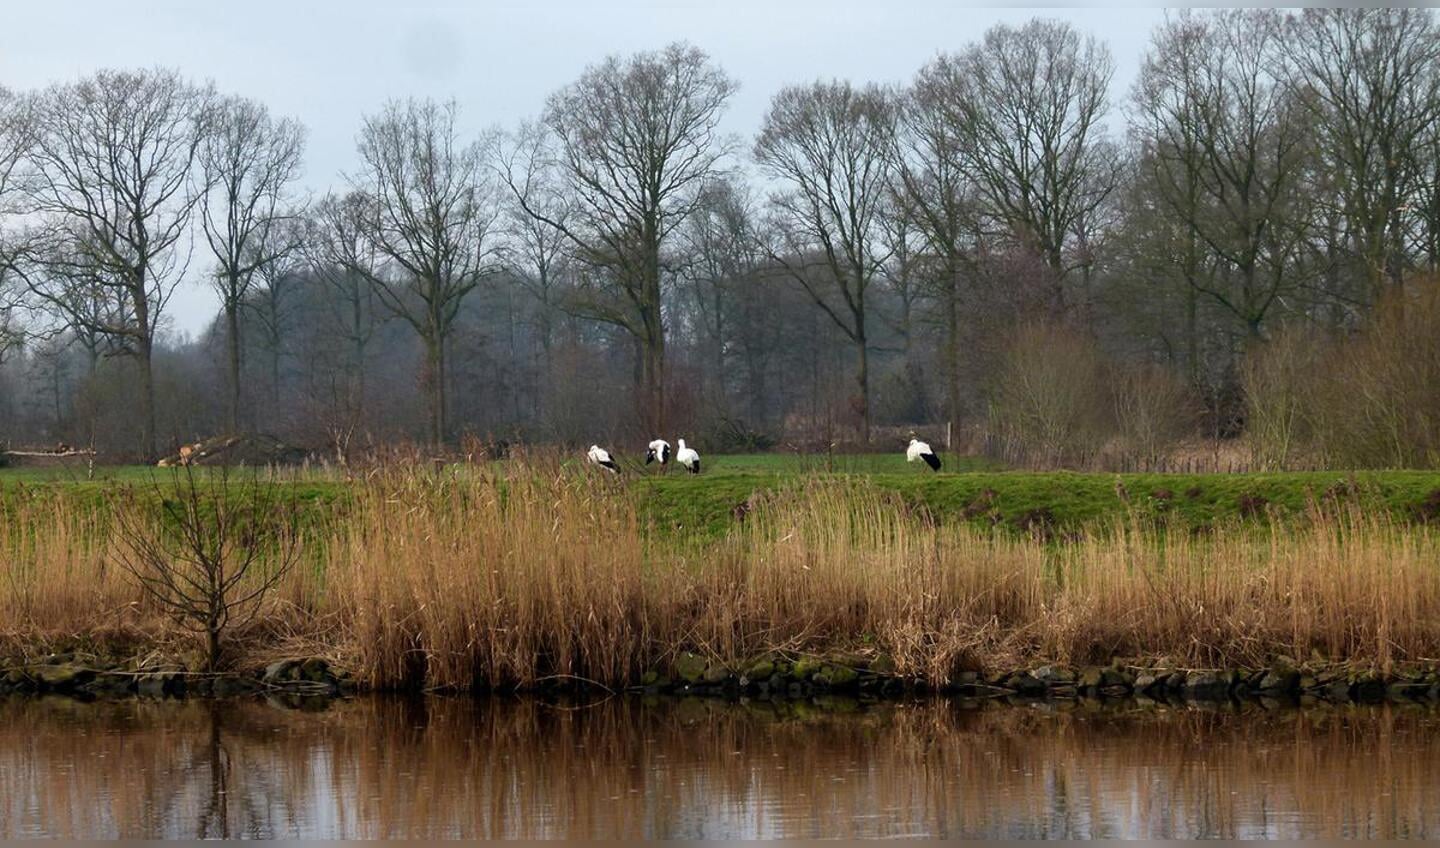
1,694,1439,839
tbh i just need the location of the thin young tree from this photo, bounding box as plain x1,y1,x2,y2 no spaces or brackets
346,98,498,446
20,68,209,461
198,94,306,433
755,80,898,444
113,465,301,672
502,43,738,435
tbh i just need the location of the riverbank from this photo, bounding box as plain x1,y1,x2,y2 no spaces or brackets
4,650,1440,707
4,463,1440,693
7,457,1440,540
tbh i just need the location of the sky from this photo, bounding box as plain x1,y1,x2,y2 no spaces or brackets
0,1,1169,337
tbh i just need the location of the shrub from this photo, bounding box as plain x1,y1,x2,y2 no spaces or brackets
1245,278,1440,469
1111,363,1199,466
988,322,1110,467
703,417,777,453
1308,281,1440,468
1241,326,1320,470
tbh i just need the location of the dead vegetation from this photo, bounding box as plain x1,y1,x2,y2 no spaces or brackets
3,464,1440,690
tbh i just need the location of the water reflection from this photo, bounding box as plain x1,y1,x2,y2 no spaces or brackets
1,693,1438,838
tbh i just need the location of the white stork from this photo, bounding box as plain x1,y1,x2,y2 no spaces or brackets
675,439,701,474
586,444,620,474
906,437,941,471
645,438,672,465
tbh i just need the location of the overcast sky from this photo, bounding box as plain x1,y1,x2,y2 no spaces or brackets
0,1,1169,337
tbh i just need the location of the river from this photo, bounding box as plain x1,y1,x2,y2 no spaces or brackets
1,694,1437,838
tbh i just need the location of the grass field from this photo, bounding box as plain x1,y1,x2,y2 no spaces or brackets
4,453,1440,540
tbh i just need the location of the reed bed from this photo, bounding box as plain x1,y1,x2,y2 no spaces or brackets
3,464,1440,688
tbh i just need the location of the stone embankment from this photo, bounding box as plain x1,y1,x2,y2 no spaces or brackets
0,654,351,700
5,650,1440,705
636,653,1440,705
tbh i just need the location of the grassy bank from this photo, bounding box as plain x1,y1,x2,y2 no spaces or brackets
4,460,1440,691
5,455,1440,541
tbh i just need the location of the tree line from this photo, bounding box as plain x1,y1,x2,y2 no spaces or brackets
2,9,1440,467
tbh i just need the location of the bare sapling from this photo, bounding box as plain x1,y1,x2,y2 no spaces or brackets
112,464,301,672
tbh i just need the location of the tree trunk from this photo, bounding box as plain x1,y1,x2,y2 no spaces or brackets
263,287,281,408
855,332,870,445
642,332,665,437
267,345,278,407
130,272,159,462
207,619,222,674
226,301,241,434
351,285,367,426
944,270,963,429
425,333,446,447
645,237,667,436
138,334,157,463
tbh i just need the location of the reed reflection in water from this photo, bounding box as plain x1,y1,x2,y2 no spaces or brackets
1,694,1438,839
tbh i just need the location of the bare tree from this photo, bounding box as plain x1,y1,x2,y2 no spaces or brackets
19,69,209,460
755,80,897,444
894,59,988,428
1284,9,1440,296
198,94,306,433
503,43,737,435
948,20,1121,304
497,123,573,405
346,98,498,446
245,216,308,413
1133,10,1313,340
680,177,761,416
0,86,28,360
114,465,301,672
305,193,382,439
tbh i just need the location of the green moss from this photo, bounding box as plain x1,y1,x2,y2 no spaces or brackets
672,652,707,684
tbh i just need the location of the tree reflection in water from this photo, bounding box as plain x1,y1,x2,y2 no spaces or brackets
1,694,1438,839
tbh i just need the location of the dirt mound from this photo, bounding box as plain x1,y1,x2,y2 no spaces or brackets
158,434,311,468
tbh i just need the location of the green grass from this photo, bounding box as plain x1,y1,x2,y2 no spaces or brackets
631,463,1440,539
4,455,1440,541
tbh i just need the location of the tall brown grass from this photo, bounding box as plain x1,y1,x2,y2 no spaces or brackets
4,465,1440,688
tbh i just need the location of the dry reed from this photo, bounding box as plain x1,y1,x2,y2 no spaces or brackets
4,465,1440,687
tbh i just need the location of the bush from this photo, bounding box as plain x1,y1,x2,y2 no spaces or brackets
1241,326,1320,470
703,417,777,453
988,322,1110,467
1242,277,1440,470
1111,363,1199,466
1310,282,1440,468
